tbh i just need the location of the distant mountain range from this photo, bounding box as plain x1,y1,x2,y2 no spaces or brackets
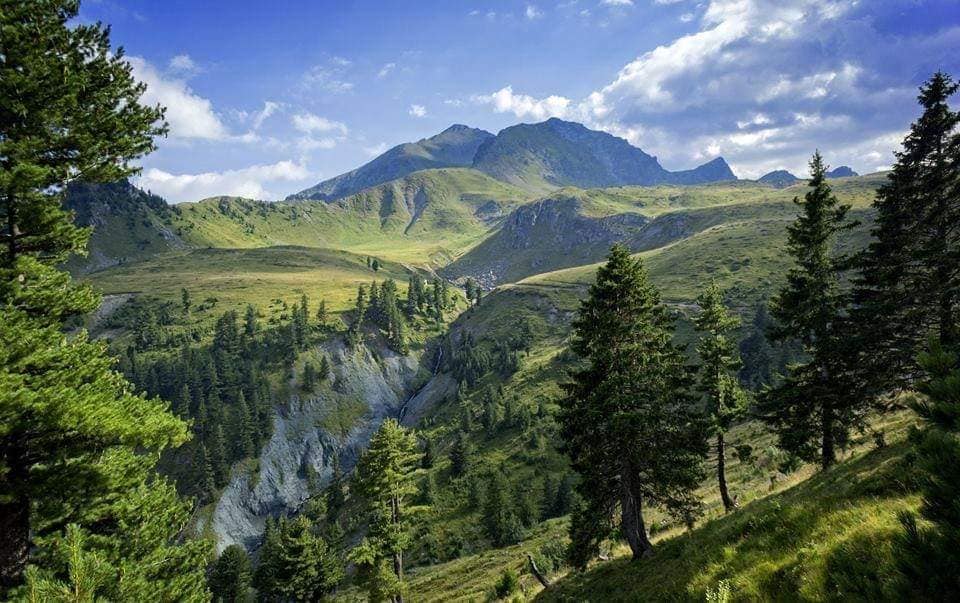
288,118,736,202
757,165,860,189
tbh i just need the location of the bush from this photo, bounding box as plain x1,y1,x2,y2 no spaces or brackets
493,569,519,599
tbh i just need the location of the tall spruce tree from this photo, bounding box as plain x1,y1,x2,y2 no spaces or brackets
559,244,707,564
852,72,960,395
350,419,421,603
694,283,748,513
207,545,251,603
0,1,211,594
758,152,859,469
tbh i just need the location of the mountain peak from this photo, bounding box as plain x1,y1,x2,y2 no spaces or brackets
757,169,800,188
826,165,858,178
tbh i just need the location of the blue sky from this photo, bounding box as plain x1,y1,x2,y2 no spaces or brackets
80,0,960,202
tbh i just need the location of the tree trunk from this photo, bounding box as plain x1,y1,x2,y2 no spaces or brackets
527,553,551,588
717,432,736,513
0,493,29,591
391,495,403,603
620,464,653,559
821,401,836,470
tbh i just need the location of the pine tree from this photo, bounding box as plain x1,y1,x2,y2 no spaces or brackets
208,545,251,603
893,339,960,598
559,244,707,564
318,355,331,382
348,285,368,347
243,304,258,339
316,298,328,329
421,435,435,469
449,431,473,478
758,152,860,469
209,424,229,487
851,72,960,395
233,391,255,459
694,283,748,513
181,288,191,314
256,516,341,601
0,0,165,273
482,470,524,547
350,420,421,603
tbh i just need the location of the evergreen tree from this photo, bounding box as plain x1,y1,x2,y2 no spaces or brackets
181,288,191,314
758,152,860,469
421,435,435,469
233,391,255,459
318,355,331,382
851,72,960,395
0,0,165,273
559,244,707,564
243,304,258,339
694,283,748,513
208,545,251,603
449,431,473,478
894,339,960,598
482,470,524,547
347,285,368,347
350,420,421,603
316,298,328,329
303,361,318,391
256,516,342,602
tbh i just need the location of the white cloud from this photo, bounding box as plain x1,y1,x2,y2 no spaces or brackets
377,62,396,78
409,104,427,118
136,160,313,203
601,0,633,6
129,56,229,140
292,112,349,135
168,54,200,77
474,86,571,121
250,101,282,131
526,5,543,19
301,59,354,94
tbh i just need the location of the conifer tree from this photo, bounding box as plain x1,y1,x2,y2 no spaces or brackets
208,545,251,603
559,244,707,564
694,283,748,513
482,470,524,547
852,72,960,395
318,355,331,382
350,420,421,603
449,431,473,478
894,339,960,598
758,152,860,469
256,516,342,601
316,298,328,329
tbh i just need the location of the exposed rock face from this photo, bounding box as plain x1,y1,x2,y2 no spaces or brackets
211,339,442,553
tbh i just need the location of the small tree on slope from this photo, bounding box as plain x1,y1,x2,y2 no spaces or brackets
694,283,748,513
559,244,708,566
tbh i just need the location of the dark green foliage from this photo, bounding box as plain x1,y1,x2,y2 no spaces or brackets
694,283,748,512
894,340,960,597
758,153,861,469
0,0,166,271
254,516,342,601
347,284,367,347
449,431,474,478
481,470,526,547
350,420,422,602
493,568,519,599
852,72,960,395
559,244,708,565
208,545,251,603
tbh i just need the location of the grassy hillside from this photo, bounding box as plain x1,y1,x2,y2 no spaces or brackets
444,174,884,286
173,168,533,266
84,246,414,333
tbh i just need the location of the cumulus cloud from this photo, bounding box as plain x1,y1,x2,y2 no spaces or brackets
136,160,313,203
292,112,349,135
474,86,571,121
475,0,958,176
129,56,229,140
167,54,200,77
525,5,543,19
409,104,427,118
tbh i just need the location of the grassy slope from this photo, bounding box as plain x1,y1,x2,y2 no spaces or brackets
392,414,919,602
172,168,534,265
444,174,884,286
85,246,413,332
